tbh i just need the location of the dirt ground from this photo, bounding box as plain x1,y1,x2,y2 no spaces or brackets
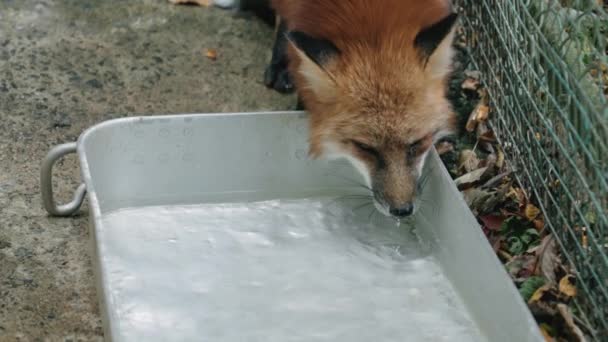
0,1,294,340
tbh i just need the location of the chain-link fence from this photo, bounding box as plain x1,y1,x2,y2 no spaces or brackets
457,0,607,339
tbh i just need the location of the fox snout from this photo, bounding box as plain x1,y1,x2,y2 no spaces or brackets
389,203,415,218
371,163,421,218
375,195,417,218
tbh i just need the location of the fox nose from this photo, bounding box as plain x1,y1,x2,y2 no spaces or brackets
389,203,414,218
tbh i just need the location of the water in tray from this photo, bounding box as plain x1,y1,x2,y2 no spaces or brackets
100,197,484,341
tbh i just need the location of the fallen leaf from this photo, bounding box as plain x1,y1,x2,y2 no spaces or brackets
529,298,559,318
435,141,454,155
520,276,546,302
533,218,545,231
458,149,480,173
507,236,525,255
480,215,506,231
480,152,497,170
477,87,488,101
559,275,577,298
169,0,212,6
581,227,589,250
535,235,559,285
489,235,504,252
477,125,496,143
464,70,482,81
465,112,478,132
461,77,480,91
507,187,527,208
529,284,552,303
465,102,490,132
497,249,513,262
506,254,537,280
557,304,587,342
540,324,555,342
205,48,218,60
462,188,492,212
476,122,495,153
584,210,597,225
500,208,521,218
478,192,504,214
454,167,488,189
496,148,505,170
482,171,511,189
525,204,541,221
475,103,490,121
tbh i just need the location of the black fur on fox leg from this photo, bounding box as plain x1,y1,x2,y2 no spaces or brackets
264,20,296,94
234,0,276,26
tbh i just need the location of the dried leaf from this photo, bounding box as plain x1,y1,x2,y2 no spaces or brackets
529,298,558,317
500,209,520,218
584,210,597,225
455,167,488,189
465,112,478,132
581,227,589,250
462,188,492,213
525,204,541,221
169,0,212,6
521,276,547,302
557,304,587,342
482,171,511,189
478,193,504,214
480,215,506,231
477,125,496,143
507,187,527,207
461,77,480,91
497,249,514,262
481,152,497,170
529,284,552,303
535,235,559,285
559,275,577,298
205,48,218,60
477,88,488,101
465,102,490,132
476,122,495,153
490,235,504,252
475,103,490,121
533,219,545,231
540,324,555,342
506,254,536,280
464,70,482,80
435,141,454,155
458,149,480,173
496,148,505,170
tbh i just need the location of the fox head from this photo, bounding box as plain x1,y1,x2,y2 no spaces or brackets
287,11,458,218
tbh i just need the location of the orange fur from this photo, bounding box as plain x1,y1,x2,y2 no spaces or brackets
272,0,457,214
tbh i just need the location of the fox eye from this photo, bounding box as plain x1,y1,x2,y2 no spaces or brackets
408,139,423,158
350,140,380,158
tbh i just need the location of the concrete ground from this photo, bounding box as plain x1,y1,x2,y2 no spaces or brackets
0,1,294,340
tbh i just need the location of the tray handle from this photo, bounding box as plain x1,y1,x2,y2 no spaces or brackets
40,142,87,217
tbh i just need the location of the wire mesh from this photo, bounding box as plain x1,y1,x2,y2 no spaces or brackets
457,0,607,339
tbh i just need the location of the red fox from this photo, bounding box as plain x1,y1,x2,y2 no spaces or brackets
238,0,458,218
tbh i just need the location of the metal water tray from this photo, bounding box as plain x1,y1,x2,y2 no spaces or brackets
41,111,543,342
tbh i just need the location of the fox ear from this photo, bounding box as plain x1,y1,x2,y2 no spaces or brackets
287,31,340,100
414,13,458,70
287,31,340,69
